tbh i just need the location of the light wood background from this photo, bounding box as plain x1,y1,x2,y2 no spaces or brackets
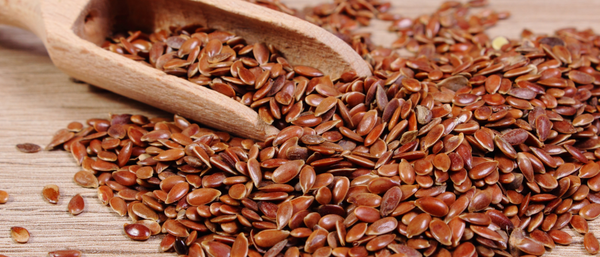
1,0,599,256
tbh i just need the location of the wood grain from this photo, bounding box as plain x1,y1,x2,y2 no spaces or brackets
0,0,599,256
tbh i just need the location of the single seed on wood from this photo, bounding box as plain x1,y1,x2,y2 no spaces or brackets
584,232,600,254
0,190,8,204
10,227,29,243
42,184,60,204
68,194,85,215
16,143,42,153
47,250,83,257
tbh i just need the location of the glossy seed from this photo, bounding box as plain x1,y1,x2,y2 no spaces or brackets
73,170,99,188
584,232,600,254
124,223,151,240
187,188,222,206
580,203,600,220
0,190,9,204
68,194,85,215
42,184,60,204
429,218,452,245
548,229,573,245
272,160,305,184
415,196,449,217
10,227,29,243
254,229,290,248
16,143,42,153
406,213,431,238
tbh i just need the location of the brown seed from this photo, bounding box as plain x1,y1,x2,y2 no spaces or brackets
277,201,294,230
406,213,431,238
132,202,158,221
124,223,151,240
154,148,185,161
265,239,288,257
294,66,323,77
0,190,9,204
468,161,498,180
548,229,573,245
272,160,305,184
305,228,328,253
228,183,248,200
347,223,368,243
387,243,423,257
380,186,402,217
366,217,398,236
459,213,491,226
47,250,83,257
10,226,29,243
584,232,600,254
429,218,452,246
136,220,161,235
202,240,232,257
68,194,85,215
354,206,381,223
163,219,189,237
231,233,249,257
470,225,504,242
97,185,113,205
165,182,189,204
16,143,42,153
42,184,60,204
468,190,492,212
46,129,75,150
109,196,127,216
453,242,475,257
366,234,396,251
73,170,99,188
254,229,290,248
187,188,222,206
570,215,589,234
414,196,449,217
580,203,600,220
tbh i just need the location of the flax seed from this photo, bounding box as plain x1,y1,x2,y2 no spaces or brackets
10,227,29,243
0,190,8,204
42,184,59,204
67,194,85,215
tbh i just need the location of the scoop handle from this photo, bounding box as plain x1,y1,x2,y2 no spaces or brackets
0,0,45,40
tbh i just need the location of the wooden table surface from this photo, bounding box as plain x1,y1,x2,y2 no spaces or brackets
1,0,600,256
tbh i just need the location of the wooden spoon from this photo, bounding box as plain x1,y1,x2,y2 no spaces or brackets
0,0,370,141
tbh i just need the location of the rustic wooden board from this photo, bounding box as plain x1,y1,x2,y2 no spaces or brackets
0,0,599,256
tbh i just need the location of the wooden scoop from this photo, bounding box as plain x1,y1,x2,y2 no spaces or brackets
0,0,370,141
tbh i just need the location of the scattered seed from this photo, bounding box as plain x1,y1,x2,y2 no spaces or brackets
0,190,8,204
10,227,29,243
584,232,600,254
42,184,59,204
16,143,42,153
47,250,83,257
68,194,85,215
